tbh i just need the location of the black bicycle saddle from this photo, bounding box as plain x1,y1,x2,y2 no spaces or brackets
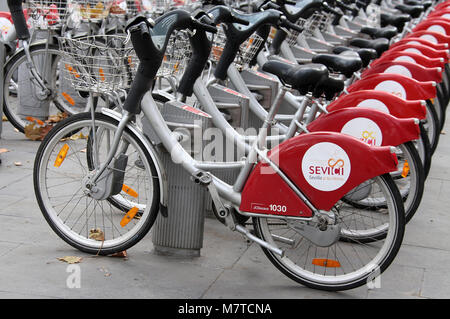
395,4,424,18
311,52,362,78
404,0,432,10
261,60,329,95
360,26,398,40
332,46,377,67
314,76,345,100
349,38,390,57
380,13,411,32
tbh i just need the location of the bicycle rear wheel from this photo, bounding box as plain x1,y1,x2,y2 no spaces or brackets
33,112,160,255
252,174,405,291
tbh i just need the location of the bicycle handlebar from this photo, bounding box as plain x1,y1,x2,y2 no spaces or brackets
7,0,30,40
280,16,304,33
123,10,217,114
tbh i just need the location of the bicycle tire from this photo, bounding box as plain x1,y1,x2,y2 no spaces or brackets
34,112,160,255
252,173,405,291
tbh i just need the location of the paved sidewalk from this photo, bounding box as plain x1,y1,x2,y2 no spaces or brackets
0,109,449,299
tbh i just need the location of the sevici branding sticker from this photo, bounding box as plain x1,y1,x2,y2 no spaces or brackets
374,80,407,99
302,142,351,192
356,99,390,114
341,117,383,146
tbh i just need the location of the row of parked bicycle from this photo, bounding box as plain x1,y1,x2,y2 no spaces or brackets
1,0,449,291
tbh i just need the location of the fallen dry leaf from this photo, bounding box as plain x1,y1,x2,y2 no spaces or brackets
24,123,42,141
57,256,82,264
0,148,9,154
39,124,54,140
14,162,22,166
2,115,7,122
98,266,112,277
109,250,127,258
89,228,105,241
46,112,68,124
23,122,54,141
70,132,88,141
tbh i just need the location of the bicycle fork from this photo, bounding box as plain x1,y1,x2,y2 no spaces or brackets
21,40,51,100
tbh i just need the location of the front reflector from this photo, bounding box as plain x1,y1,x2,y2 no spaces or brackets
401,160,410,178
54,144,69,167
122,184,138,198
120,207,139,227
312,258,341,268
62,92,75,106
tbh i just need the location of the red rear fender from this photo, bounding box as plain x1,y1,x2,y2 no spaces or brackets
405,30,450,46
390,37,448,51
327,90,427,119
413,19,450,35
307,108,420,147
240,132,399,214
387,43,449,61
361,61,443,83
347,73,436,100
371,51,445,69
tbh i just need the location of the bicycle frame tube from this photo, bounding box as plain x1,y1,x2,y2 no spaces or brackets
194,77,287,151
226,64,289,134
193,78,250,155
140,91,242,206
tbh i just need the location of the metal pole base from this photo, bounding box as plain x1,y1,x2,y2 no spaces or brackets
153,245,200,258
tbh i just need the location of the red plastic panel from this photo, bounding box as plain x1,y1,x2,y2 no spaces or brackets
241,132,398,213
326,90,427,119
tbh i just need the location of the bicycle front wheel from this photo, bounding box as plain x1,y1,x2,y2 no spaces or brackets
33,112,160,255
252,174,405,291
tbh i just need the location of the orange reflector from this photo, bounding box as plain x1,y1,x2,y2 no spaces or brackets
65,64,80,78
26,116,44,126
122,184,138,198
120,207,139,227
54,144,69,167
401,160,410,178
312,258,341,268
62,92,75,106
99,68,105,82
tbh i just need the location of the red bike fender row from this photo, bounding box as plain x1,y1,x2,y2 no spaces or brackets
361,61,443,83
432,1,450,11
387,43,449,61
390,37,448,51
240,132,398,216
428,9,450,20
346,73,436,100
326,90,427,120
371,51,445,69
405,30,450,46
413,18,450,35
307,108,420,147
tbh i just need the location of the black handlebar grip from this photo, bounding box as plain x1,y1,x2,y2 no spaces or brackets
178,30,212,97
7,0,30,40
214,42,240,81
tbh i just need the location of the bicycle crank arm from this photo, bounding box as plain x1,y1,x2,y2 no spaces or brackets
235,225,285,258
